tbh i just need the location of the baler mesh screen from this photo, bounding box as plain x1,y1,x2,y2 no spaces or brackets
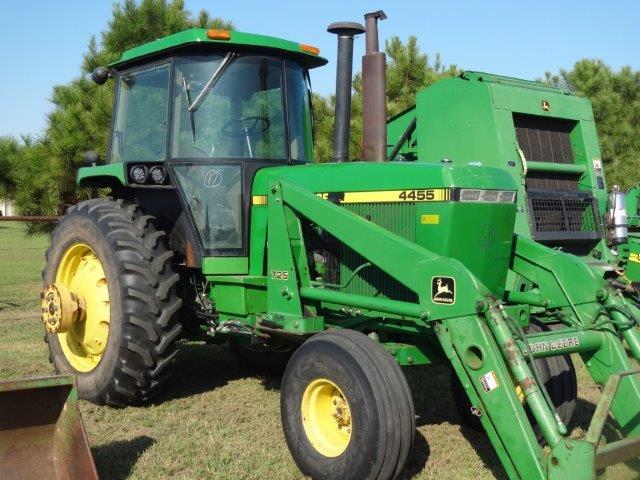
514,113,576,164
527,190,601,241
526,172,580,191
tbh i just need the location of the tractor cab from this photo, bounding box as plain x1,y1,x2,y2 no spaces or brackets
91,29,326,261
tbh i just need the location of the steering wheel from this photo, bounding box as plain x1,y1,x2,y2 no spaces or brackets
221,116,270,138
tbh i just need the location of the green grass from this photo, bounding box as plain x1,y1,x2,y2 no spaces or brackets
0,222,638,479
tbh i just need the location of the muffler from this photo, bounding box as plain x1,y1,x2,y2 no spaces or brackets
328,21,365,162
361,10,388,161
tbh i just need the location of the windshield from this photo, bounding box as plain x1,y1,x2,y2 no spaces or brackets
173,55,288,160
109,54,314,165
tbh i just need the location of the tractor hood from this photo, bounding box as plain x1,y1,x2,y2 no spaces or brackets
253,161,518,298
253,161,517,193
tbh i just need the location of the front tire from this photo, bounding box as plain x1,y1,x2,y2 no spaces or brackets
43,199,182,406
281,329,415,480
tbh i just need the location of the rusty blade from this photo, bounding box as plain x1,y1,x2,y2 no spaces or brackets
0,375,98,480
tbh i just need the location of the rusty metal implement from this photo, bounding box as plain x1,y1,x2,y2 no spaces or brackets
0,375,98,480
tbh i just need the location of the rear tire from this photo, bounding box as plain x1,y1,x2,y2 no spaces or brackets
43,199,182,406
451,321,577,443
281,329,414,480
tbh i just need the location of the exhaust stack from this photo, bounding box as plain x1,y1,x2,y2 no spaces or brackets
361,10,387,162
328,21,365,162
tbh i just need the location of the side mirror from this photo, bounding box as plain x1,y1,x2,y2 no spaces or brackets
91,67,110,85
83,151,101,167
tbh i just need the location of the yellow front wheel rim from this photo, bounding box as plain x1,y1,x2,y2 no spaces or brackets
55,243,110,372
301,378,352,457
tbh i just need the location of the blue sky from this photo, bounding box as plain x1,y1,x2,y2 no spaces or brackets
0,0,638,138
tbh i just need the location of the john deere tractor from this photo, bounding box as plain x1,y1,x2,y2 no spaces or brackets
34,10,640,480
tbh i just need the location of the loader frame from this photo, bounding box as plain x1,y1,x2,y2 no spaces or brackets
227,175,640,479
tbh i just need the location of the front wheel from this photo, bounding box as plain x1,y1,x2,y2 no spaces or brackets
42,199,182,406
281,329,415,480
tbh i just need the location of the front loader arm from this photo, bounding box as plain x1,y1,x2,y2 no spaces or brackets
269,180,564,479
263,186,640,479
267,179,491,321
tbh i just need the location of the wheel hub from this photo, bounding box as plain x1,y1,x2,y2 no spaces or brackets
331,393,351,429
49,242,111,372
301,378,352,457
41,283,86,334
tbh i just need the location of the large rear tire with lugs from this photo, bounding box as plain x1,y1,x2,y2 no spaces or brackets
281,329,415,480
42,199,182,406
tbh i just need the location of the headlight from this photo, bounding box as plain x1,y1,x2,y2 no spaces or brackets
149,166,166,185
129,165,148,184
459,189,517,203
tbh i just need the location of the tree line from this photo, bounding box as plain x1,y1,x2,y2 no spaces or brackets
1,0,638,224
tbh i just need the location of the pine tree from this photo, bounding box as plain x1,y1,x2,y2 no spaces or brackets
0,136,20,199
542,60,640,188
10,0,234,222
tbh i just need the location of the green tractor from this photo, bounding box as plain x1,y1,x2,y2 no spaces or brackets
34,10,640,480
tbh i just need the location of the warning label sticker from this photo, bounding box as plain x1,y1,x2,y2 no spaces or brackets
480,371,500,393
593,158,603,175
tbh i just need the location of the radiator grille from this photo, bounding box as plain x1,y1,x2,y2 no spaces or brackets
514,114,576,164
323,203,418,303
526,190,602,242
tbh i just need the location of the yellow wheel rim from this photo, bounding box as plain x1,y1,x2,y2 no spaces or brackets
54,243,110,372
301,378,352,457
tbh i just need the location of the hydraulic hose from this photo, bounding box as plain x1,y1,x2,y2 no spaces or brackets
484,302,563,446
602,292,640,362
503,309,568,436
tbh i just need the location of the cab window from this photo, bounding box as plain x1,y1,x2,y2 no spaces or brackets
111,63,170,162
172,55,286,160
172,163,242,251
286,63,314,162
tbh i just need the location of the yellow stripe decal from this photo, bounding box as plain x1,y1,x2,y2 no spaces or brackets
317,189,451,204
630,253,640,264
251,195,268,205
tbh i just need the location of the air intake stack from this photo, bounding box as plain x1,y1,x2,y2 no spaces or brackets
327,21,365,162
361,10,387,161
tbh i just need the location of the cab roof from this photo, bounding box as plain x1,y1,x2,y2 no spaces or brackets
111,28,328,69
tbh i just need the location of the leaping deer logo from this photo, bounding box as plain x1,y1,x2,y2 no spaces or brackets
432,277,455,304
434,278,452,298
